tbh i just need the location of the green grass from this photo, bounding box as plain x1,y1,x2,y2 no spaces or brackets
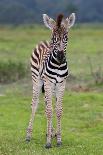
0,24,103,61
0,24,103,154
0,61,27,83
0,93,103,155
0,24,103,89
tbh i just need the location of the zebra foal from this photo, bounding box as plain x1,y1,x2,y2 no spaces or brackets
26,13,75,148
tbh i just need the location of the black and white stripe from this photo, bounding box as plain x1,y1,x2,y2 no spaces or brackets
42,48,68,83
26,13,75,148
30,38,68,84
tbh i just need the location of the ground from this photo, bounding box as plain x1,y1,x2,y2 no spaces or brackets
1,93,103,155
0,24,103,154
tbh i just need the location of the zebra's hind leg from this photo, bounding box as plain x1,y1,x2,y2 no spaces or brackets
51,127,56,138
55,81,66,147
46,126,56,139
44,79,53,149
26,80,39,142
42,83,45,93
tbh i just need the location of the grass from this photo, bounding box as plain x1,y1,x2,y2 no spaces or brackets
0,93,103,154
0,24,103,61
0,24,103,154
0,24,103,89
0,61,27,83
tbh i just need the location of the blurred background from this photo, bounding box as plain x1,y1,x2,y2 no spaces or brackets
0,0,103,95
0,0,103,24
0,1,103,154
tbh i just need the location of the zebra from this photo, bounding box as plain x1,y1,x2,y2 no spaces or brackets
26,13,75,148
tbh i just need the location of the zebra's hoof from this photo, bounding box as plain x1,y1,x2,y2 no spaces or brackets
45,143,52,149
57,141,62,147
26,136,31,142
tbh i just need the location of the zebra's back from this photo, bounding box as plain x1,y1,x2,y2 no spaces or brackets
30,40,50,80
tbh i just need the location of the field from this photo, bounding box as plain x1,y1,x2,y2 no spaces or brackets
0,24,103,155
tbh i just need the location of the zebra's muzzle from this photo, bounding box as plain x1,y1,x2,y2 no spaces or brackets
57,51,66,64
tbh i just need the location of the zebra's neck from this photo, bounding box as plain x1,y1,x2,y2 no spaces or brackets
43,48,68,83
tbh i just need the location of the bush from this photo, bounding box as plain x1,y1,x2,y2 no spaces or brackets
0,60,28,83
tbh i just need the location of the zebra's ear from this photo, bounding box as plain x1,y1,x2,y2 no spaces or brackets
65,13,75,29
43,14,56,30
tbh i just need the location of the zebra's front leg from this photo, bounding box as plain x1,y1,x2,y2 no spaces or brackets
44,80,52,148
26,82,39,142
45,96,55,139
56,81,66,147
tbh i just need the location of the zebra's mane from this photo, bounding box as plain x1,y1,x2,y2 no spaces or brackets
56,14,64,28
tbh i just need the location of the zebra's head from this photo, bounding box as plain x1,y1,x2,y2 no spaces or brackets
43,13,75,64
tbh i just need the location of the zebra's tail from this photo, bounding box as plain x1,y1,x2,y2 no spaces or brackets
42,83,45,93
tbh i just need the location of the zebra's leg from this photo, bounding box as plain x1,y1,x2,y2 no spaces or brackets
55,80,66,147
44,79,52,148
26,79,39,142
44,95,55,139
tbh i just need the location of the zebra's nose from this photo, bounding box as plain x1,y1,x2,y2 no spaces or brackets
57,51,65,64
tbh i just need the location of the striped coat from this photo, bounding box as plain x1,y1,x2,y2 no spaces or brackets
26,13,75,148
31,40,68,85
